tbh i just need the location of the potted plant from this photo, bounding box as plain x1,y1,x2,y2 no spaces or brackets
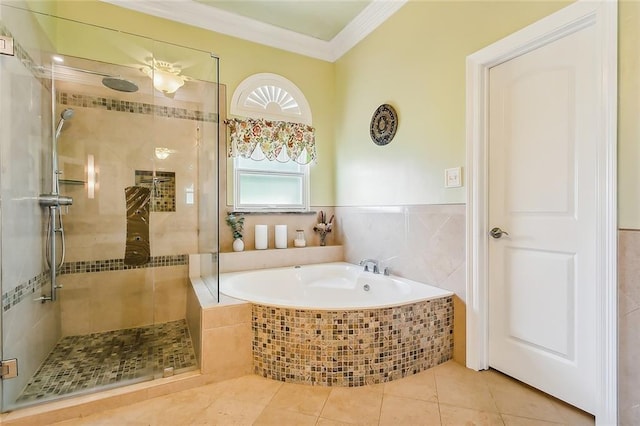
313,211,334,246
225,212,245,252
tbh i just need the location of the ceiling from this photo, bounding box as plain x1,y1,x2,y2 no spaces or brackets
195,0,371,42
101,0,407,62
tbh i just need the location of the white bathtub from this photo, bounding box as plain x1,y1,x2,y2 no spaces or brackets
219,261,452,309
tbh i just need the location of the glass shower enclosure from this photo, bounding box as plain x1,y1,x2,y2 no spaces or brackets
0,3,219,412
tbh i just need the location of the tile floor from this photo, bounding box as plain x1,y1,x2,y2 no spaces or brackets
18,320,197,403
52,360,594,425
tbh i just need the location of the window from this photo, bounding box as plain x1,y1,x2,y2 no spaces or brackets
229,73,313,212
234,156,309,211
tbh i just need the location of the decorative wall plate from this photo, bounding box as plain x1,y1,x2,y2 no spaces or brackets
370,104,398,146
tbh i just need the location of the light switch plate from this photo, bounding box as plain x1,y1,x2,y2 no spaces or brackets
0,35,14,56
445,167,462,188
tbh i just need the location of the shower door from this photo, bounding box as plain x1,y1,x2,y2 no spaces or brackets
0,4,220,412
0,3,58,412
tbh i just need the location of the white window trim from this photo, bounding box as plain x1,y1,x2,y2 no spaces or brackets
230,73,312,125
230,73,313,213
233,157,310,213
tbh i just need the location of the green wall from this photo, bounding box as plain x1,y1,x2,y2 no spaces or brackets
38,0,640,229
619,1,640,229
334,0,640,229
333,1,570,206
36,0,336,206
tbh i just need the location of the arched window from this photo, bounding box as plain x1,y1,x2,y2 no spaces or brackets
229,73,313,212
230,73,312,125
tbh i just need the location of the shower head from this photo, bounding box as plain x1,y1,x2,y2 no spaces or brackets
60,108,74,120
55,108,74,140
102,76,139,93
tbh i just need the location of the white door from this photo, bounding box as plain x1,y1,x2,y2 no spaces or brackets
487,23,597,412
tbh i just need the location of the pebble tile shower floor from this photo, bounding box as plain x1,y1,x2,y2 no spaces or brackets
17,319,197,403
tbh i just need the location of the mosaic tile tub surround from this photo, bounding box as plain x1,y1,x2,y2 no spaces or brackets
253,296,453,386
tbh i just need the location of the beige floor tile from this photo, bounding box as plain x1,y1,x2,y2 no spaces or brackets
253,407,318,425
384,369,438,402
486,369,592,425
77,399,167,425
52,417,114,426
320,385,383,425
46,367,588,426
484,369,532,393
501,414,564,426
266,382,331,416
82,395,207,426
490,385,562,423
435,371,499,413
190,395,265,425
548,399,595,426
173,381,227,403
55,409,153,426
433,360,488,384
217,375,283,406
316,418,357,426
379,394,441,426
439,403,505,426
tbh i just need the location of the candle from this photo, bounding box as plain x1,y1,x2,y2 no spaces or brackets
255,224,268,250
275,225,287,249
294,230,306,247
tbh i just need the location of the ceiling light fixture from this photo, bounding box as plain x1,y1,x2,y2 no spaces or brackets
155,147,175,160
141,60,186,94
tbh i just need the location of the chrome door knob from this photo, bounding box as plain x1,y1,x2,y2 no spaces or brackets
490,227,509,239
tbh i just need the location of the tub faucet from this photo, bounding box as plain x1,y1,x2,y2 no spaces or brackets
359,258,379,274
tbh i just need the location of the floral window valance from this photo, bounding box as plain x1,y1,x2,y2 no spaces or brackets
225,117,316,165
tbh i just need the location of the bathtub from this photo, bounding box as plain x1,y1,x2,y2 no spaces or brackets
220,262,451,309
220,262,454,386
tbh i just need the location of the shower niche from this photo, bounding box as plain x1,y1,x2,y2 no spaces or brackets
135,170,177,212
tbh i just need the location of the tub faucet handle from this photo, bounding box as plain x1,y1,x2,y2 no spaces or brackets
359,258,379,273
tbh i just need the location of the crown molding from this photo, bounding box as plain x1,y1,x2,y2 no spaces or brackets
329,0,407,61
100,0,407,63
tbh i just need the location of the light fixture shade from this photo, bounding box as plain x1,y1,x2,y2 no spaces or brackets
141,60,186,94
153,69,184,94
155,147,172,160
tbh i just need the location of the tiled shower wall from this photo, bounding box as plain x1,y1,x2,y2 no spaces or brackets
54,74,217,334
619,230,640,425
335,204,466,362
0,9,60,407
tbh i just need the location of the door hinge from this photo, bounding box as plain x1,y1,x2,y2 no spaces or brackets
0,35,15,56
1,359,18,379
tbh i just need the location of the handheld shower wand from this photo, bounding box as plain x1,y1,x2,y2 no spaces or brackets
54,108,74,141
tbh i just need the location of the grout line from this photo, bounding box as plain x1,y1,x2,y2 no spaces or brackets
377,392,385,425
315,386,332,425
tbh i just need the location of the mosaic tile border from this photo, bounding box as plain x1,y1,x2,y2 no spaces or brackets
2,255,188,313
57,91,218,123
0,21,52,91
253,296,454,387
59,254,188,275
1,271,48,313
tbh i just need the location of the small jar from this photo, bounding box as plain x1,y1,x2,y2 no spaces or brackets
294,229,306,247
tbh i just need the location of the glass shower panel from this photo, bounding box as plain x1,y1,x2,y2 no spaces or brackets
1,6,218,411
0,3,57,412
53,54,160,369
149,41,220,307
